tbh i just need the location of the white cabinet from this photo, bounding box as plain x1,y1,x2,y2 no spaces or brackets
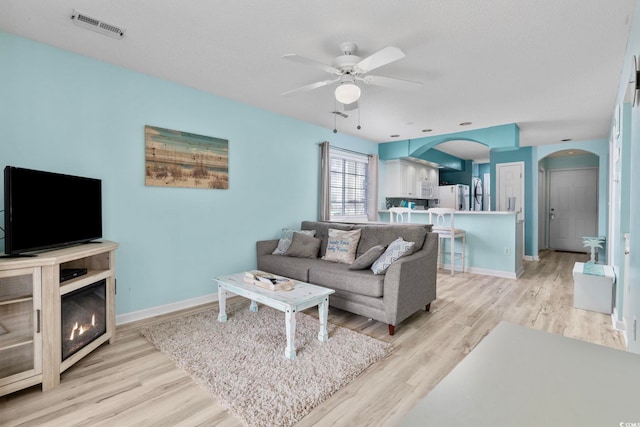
386,159,438,199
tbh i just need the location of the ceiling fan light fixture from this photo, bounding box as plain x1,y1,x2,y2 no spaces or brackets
335,82,361,104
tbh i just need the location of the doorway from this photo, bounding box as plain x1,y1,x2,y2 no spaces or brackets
496,162,524,221
548,168,598,252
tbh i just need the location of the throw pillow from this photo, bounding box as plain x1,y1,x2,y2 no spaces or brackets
371,237,415,275
348,245,386,270
285,232,321,259
322,228,362,264
272,229,316,255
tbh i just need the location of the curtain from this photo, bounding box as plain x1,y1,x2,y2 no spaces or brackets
367,154,379,222
319,141,330,221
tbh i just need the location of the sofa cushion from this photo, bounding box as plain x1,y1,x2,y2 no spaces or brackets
322,228,361,264
256,254,316,282
371,237,415,275
301,221,353,256
356,224,427,257
349,245,386,270
285,232,321,259
272,229,316,255
308,262,385,298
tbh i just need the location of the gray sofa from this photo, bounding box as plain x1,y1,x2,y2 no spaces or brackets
257,221,438,335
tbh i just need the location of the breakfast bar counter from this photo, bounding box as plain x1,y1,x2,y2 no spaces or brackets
379,210,523,278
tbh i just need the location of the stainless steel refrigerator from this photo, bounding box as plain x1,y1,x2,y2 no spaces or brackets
438,184,470,210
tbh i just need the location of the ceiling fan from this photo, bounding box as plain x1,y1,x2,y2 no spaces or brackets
281,42,421,110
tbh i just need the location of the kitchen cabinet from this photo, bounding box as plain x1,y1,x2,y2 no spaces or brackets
386,159,438,199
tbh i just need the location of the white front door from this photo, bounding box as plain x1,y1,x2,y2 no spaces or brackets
548,168,598,252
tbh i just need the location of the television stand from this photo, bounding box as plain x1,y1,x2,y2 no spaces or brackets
0,253,38,258
0,240,119,397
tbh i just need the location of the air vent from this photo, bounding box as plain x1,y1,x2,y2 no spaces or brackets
331,111,349,119
71,10,125,39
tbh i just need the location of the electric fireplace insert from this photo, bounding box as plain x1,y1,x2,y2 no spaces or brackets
61,279,107,361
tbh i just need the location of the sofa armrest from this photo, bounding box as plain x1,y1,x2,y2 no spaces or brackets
257,239,279,256
382,232,439,326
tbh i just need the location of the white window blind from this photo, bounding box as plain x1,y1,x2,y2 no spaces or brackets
329,150,368,221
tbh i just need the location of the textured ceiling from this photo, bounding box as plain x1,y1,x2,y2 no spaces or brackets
0,0,636,156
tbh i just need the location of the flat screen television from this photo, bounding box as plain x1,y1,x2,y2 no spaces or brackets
4,166,102,256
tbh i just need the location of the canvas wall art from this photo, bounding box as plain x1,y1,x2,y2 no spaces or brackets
145,125,229,189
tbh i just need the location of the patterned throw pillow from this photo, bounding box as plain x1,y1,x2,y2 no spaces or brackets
371,237,415,275
348,245,386,270
322,228,362,264
272,229,316,255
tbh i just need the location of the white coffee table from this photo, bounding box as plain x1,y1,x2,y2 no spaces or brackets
214,272,335,360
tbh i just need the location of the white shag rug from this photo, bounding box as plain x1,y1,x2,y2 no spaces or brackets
140,299,392,427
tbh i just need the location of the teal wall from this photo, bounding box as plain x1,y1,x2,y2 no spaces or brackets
615,0,640,353
378,212,519,275
379,123,520,160
440,160,473,186
0,32,377,315
612,103,633,324
541,154,599,170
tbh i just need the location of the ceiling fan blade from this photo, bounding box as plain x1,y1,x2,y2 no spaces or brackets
344,101,359,111
360,75,422,91
280,78,339,96
355,46,406,73
282,54,340,75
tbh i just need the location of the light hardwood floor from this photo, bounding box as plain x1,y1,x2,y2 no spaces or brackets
0,251,625,426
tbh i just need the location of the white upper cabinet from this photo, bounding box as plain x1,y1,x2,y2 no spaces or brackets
386,159,439,199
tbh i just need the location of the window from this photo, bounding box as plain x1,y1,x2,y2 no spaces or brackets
329,151,368,221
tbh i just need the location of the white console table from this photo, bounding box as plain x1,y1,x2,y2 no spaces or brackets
400,322,640,426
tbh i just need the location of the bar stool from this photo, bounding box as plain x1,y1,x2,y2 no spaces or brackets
389,207,412,223
428,208,465,275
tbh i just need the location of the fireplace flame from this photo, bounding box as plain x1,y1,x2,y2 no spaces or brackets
68,314,97,341
69,322,79,341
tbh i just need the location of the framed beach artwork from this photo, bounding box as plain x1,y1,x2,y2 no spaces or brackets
145,125,229,189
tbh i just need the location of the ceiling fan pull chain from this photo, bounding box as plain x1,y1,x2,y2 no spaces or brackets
333,98,338,134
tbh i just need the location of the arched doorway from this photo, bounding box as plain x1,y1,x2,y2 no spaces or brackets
538,149,599,253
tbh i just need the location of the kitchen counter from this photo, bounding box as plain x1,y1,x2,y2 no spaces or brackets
379,210,523,278
379,209,517,215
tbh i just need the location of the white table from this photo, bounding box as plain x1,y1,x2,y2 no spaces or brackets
215,272,334,360
400,322,640,426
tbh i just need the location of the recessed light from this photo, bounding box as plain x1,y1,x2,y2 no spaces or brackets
459,122,472,126
390,134,400,138
422,129,433,133
561,138,572,142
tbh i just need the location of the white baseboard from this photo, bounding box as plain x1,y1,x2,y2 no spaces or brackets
612,309,627,331
523,255,540,261
116,293,219,326
611,309,629,349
